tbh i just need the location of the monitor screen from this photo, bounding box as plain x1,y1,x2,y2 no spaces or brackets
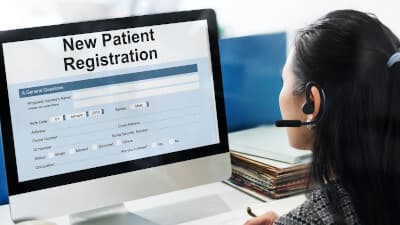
0,11,227,195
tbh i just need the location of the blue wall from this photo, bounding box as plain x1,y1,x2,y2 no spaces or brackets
219,32,286,131
0,128,8,205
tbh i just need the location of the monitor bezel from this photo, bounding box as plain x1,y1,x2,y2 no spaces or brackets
0,9,229,196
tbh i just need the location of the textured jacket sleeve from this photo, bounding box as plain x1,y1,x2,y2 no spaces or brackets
273,184,360,225
273,193,321,225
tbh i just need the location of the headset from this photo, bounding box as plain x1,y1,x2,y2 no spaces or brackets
275,81,326,127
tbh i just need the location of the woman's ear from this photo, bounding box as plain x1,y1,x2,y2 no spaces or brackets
307,86,321,121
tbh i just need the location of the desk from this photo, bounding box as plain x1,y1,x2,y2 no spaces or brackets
0,182,305,225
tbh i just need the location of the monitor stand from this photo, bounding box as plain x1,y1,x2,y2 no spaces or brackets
70,204,159,225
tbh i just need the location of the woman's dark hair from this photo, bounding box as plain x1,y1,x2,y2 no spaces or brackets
292,10,400,225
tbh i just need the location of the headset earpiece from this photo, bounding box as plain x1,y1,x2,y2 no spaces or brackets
302,102,314,114
302,82,315,115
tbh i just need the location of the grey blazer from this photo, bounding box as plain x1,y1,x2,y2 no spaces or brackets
274,183,361,225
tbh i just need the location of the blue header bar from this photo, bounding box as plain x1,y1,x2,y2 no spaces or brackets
19,64,198,98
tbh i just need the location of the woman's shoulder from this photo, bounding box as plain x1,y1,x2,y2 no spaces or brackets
273,183,361,225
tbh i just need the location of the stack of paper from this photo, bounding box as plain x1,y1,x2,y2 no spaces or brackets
228,125,311,199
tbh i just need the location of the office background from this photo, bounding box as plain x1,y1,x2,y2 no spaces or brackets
0,0,399,41
0,0,399,205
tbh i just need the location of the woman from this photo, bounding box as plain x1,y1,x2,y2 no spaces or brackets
245,10,400,225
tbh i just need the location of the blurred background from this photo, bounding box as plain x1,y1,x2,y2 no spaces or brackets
0,0,399,40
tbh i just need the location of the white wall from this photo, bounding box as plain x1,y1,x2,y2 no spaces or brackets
179,0,400,39
0,0,179,31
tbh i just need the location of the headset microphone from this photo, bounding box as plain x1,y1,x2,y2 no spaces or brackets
275,81,326,128
275,120,307,127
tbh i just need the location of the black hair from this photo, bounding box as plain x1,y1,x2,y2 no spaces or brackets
292,10,400,225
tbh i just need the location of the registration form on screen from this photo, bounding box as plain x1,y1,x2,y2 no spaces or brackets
3,20,220,182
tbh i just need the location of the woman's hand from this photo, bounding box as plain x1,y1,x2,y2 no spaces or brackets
244,211,279,225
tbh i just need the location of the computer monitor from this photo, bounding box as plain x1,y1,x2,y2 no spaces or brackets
0,9,231,223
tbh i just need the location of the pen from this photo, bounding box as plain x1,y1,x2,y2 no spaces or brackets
247,206,258,217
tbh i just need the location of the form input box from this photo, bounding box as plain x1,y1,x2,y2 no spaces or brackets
73,82,200,109
72,73,199,100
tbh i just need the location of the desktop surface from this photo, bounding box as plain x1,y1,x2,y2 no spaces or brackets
0,182,305,225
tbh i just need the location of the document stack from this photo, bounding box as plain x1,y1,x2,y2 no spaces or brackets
227,125,311,199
